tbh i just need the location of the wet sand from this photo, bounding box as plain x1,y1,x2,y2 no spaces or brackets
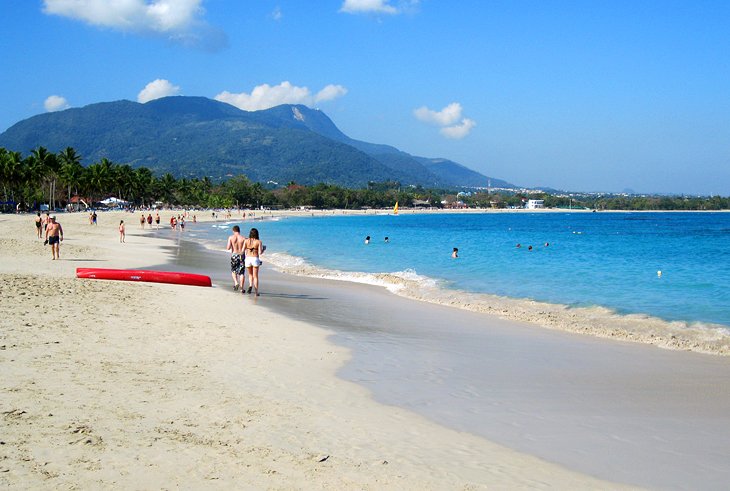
1,211,621,489
175,235,730,490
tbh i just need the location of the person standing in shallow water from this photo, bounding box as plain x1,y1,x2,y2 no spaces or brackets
243,228,264,296
226,225,246,291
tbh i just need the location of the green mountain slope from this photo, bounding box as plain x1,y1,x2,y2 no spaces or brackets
0,96,514,188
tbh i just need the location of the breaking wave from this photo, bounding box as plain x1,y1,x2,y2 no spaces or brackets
265,252,730,356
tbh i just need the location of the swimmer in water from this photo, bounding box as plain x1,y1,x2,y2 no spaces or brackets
452,247,459,258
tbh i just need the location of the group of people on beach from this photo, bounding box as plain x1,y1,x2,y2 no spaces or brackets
34,211,266,296
139,213,158,229
227,226,264,296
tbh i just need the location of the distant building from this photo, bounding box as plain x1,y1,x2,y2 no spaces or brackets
525,199,545,209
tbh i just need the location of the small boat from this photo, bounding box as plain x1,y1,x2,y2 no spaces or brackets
76,268,212,287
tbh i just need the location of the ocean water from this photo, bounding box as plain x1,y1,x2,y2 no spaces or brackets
200,211,730,349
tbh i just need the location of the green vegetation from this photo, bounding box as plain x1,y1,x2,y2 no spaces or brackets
0,146,436,210
1,146,727,212
0,96,513,189
455,191,730,211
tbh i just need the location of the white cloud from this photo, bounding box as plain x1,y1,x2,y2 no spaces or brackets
315,84,348,103
340,0,397,14
340,0,420,15
414,102,475,139
215,81,347,111
42,0,227,50
137,79,181,103
44,95,69,112
43,0,200,31
414,102,463,126
271,6,282,21
440,118,476,139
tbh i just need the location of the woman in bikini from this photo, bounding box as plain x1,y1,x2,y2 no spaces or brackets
243,228,264,296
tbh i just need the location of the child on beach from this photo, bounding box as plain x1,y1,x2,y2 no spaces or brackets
119,220,125,243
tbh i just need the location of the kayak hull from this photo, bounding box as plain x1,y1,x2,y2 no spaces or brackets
76,268,212,287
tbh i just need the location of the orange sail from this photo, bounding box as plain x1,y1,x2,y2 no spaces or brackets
393,202,399,214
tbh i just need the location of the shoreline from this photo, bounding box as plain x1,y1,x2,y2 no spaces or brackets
176,215,730,490
263,250,730,356
0,210,620,488
196,210,730,356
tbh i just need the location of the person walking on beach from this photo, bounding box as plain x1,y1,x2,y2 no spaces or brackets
34,212,42,239
243,228,264,296
45,215,63,260
147,214,152,227
226,225,246,291
155,212,160,229
119,220,126,243
92,211,97,225
140,213,146,229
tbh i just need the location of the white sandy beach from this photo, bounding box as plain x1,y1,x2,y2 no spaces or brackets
0,210,625,489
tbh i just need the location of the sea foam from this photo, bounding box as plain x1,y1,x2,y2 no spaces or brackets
265,251,730,356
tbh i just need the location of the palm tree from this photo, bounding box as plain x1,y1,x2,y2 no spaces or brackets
133,167,154,207
83,158,114,204
0,149,24,203
29,146,59,209
58,147,84,205
115,164,136,203
157,173,178,206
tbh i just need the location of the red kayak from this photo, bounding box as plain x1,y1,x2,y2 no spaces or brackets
76,268,212,287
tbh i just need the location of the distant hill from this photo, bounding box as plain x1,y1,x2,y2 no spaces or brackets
0,96,515,189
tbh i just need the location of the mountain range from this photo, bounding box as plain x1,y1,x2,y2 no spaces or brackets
0,96,515,189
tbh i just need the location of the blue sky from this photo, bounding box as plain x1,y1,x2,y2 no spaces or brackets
1,1,728,194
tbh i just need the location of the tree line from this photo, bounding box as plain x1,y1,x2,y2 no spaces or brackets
1,146,727,211
455,191,730,211
0,146,428,210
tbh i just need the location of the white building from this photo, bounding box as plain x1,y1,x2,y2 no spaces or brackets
525,199,545,209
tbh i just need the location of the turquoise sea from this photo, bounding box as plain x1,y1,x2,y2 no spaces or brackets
187,210,730,490
198,211,730,342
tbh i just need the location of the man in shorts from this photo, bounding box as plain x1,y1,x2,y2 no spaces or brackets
226,225,246,291
45,215,64,260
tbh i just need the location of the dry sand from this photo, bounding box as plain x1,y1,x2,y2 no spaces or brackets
0,211,627,489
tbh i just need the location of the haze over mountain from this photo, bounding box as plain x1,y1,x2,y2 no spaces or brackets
0,96,514,189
